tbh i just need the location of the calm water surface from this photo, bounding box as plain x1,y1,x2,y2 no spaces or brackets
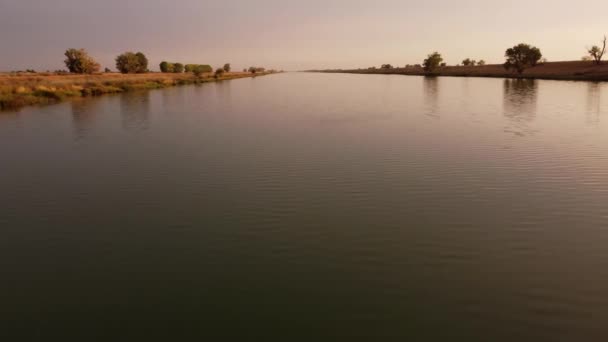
1,73,608,340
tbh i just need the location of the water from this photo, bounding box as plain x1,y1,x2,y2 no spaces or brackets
1,73,608,340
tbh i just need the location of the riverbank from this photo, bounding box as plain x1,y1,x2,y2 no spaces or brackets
311,61,608,81
0,71,277,111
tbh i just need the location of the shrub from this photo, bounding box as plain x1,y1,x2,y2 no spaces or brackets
173,63,184,73
186,64,212,75
223,63,231,72
192,65,212,77
64,48,100,74
504,43,542,74
248,67,266,74
477,60,486,66
215,68,225,78
160,61,171,73
462,58,477,66
423,52,443,73
381,64,393,69
116,52,148,74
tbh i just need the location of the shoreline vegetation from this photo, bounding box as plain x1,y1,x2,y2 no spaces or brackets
311,38,608,82
1,48,280,111
0,71,278,111
309,60,608,81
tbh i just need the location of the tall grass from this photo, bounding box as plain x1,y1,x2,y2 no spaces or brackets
0,71,272,111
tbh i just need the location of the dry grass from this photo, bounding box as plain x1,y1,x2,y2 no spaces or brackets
0,72,271,111
317,61,608,81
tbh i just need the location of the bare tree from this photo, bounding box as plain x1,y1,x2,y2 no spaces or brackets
587,36,606,65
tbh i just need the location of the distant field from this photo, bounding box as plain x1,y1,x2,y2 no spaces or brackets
315,61,608,81
0,72,272,111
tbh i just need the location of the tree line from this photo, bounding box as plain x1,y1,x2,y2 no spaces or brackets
62,49,268,76
375,35,607,74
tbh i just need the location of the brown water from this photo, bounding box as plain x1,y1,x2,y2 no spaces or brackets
1,73,608,341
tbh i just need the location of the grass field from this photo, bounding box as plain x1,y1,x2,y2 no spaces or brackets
314,61,608,81
0,71,274,111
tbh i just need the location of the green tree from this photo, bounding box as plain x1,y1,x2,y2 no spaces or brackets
64,48,100,74
423,52,443,73
223,63,231,72
381,64,393,69
116,52,148,74
477,60,486,66
462,58,473,66
185,64,211,74
192,65,211,77
587,36,606,65
214,68,225,78
173,63,184,73
160,61,171,73
135,52,148,72
504,43,542,74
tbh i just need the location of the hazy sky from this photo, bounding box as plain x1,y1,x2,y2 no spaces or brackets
1,0,607,71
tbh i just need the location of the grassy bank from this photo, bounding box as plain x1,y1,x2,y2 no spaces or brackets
0,71,275,111
312,61,608,81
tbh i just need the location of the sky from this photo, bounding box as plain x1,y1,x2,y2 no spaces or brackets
1,0,607,71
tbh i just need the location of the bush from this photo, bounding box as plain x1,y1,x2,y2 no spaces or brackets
504,44,542,74
223,63,231,72
248,67,266,74
423,52,443,73
186,64,212,75
462,58,474,66
64,48,100,74
215,68,225,78
192,65,212,77
160,61,183,73
160,61,171,73
381,64,393,69
116,52,148,74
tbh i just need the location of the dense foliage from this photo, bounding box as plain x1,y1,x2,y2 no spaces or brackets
116,52,148,74
504,44,542,74
423,52,443,73
160,61,185,73
248,66,266,74
185,64,212,75
64,49,100,74
462,58,476,66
